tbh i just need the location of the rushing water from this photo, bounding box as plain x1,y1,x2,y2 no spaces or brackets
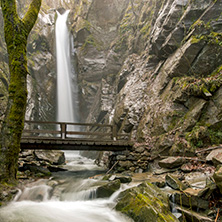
56,10,79,125
0,153,132,222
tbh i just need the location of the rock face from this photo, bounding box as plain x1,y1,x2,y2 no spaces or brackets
74,0,222,163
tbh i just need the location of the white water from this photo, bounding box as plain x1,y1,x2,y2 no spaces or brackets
56,10,78,126
0,154,132,222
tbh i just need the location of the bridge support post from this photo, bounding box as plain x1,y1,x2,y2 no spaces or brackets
112,125,117,141
60,123,66,139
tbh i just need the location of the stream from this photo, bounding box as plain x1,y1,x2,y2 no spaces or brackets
0,152,132,222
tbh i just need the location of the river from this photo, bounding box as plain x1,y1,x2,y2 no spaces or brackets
0,152,132,222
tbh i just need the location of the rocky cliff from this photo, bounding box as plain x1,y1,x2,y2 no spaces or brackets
0,0,222,157
73,0,222,158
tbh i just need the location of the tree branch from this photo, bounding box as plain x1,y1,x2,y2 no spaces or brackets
1,0,18,17
22,0,42,34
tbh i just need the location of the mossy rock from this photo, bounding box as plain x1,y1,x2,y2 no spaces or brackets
116,182,179,222
96,179,121,198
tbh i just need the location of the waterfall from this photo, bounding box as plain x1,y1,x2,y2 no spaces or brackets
56,10,78,126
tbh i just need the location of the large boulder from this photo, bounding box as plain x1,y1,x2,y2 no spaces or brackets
159,157,185,169
173,188,209,210
34,150,65,165
116,182,179,222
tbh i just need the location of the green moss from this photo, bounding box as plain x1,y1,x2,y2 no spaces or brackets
81,34,103,52
185,123,222,148
116,182,177,222
175,68,222,98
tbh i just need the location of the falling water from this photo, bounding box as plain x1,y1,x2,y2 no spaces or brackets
56,10,78,125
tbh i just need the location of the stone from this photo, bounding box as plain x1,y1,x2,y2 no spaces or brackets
165,174,188,190
181,162,194,172
206,149,222,161
212,153,222,167
115,176,132,184
173,188,209,209
213,165,222,194
118,160,134,168
34,150,65,165
158,157,185,169
135,146,145,153
21,163,51,176
116,182,179,222
176,206,213,222
47,166,67,172
107,174,132,183
96,179,121,198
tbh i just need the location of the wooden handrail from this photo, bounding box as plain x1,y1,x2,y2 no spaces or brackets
24,120,113,128
23,120,131,141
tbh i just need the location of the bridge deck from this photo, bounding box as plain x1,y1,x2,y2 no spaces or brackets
21,121,133,151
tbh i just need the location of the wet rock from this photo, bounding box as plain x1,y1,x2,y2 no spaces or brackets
213,165,222,194
158,157,185,169
96,179,121,198
47,166,67,172
115,176,132,184
21,163,51,177
165,174,188,190
34,150,65,165
116,182,179,222
176,206,213,222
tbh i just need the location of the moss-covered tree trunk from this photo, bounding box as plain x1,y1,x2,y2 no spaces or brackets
0,0,41,183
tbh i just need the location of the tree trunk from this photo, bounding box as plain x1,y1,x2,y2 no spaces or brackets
0,0,41,184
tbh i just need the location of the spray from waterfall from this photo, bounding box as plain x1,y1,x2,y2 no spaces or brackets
56,10,79,131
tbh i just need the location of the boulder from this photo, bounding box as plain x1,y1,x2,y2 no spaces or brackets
212,153,222,167
116,182,179,222
206,149,222,162
213,165,222,194
108,175,132,183
21,163,51,177
173,188,209,209
34,150,65,165
158,157,185,169
176,206,213,222
96,179,121,198
181,162,194,172
165,174,188,190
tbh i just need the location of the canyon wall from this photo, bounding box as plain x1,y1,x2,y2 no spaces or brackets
0,0,222,158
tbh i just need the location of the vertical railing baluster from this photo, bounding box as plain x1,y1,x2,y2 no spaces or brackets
112,125,117,141
61,123,66,139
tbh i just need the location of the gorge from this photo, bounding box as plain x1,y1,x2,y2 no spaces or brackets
0,0,222,221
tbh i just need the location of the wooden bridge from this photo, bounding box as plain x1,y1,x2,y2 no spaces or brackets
21,121,133,151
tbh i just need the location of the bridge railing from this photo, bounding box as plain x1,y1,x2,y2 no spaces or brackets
22,121,131,141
